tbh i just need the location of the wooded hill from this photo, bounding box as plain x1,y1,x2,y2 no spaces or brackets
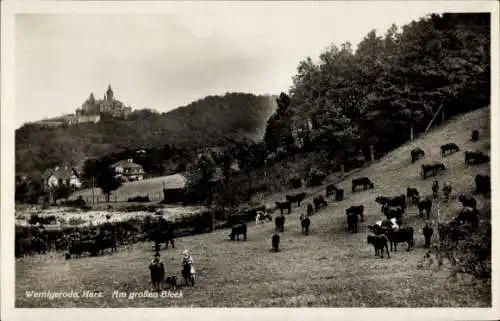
15,93,277,177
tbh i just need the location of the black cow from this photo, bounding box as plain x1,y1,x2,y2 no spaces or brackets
471,130,479,142
275,201,292,215
286,192,307,207
375,194,406,211
346,212,359,233
440,143,460,157
272,233,280,252
313,195,328,211
406,187,420,205
352,177,374,192
229,223,247,241
454,207,479,228
275,215,285,233
335,188,344,201
368,224,385,236
458,195,477,209
367,235,390,259
345,205,364,222
307,203,314,216
475,174,491,196
422,162,446,179
385,227,414,252
423,223,433,248
438,220,468,245
417,197,432,219
300,215,311,235
69,240,98,258
464,151,489,166
326,184,336,197
411,147,425,163
96,234,117,255
383,205,404,220
432,180,439,198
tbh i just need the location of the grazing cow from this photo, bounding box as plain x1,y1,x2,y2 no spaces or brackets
375,194,406,211
149,254,165,292
438,221,468,245
385,226,414,252
165,276,177,290
380,217,401,231
368,224,385,236
275,215,285,233
345,205,364,222
150,226,175,250
464,150,490,166
442,182,452,201
307,203,314,216
69,239,98,258
326,184,336,197
432,180,439,198
471,130,479,142
352,177,374,193
367,235,390,259
458,195,477,209
96,233,117,255
346,212,359,233
422,162,446,179
300,215,311,235
272,233,280,252
423,223,433,248
411,148,425,163
383,205,404,220
418,197,432,219
255,211,273,224
475,174,491,196
440,143,460,157
313,195,328,211
406,187,420,205
229,223,247,241
454,207,479,228
275,201,292,215
286,192,307,207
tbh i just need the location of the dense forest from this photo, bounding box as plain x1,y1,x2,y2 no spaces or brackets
15,93,277,177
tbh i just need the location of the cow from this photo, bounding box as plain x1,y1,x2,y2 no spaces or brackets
96,233,117,255
454,207,479,228
345,205,364,222
335,188,344,201
307,203,314,216
471,130,479,142
406,187,420,205
68,239,98,258
438,220,468,246
440,143,460,157
383,205,404,220
368,224,385,236
442,182,452,201
367,235,390,259
313,195,328,211
272,233,280,252
229,223,247,241
464,150,489,166
300,215,311,235
432,180,439,198
411,147,425,163
385,226,414,252
458,195,477,209
255,211,273,224
326,184,336,197
275,215,285,233
475,174,491,196
286,192,307,207
375,194,406,211
422,162,446,179
423,223,433,248
352,177,374,192
346,212,359,233
418,197,432,219
275,201,292,215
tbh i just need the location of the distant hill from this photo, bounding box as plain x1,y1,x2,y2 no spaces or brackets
15,92,278,176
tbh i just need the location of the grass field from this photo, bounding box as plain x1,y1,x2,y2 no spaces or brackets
16,107,491,307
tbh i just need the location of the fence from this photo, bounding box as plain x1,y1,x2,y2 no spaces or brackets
75,191,165,204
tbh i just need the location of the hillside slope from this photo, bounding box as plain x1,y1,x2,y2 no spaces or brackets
16,106,491,307
15,93,277,176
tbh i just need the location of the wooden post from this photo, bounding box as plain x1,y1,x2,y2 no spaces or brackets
340,164,345,180
369,145,375,163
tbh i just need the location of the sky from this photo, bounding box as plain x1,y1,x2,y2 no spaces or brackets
14,1,455,128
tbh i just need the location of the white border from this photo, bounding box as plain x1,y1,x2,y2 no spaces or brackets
1,1,499,320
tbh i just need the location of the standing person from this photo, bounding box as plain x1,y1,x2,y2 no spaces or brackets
181,249,195,286
149,252,165,292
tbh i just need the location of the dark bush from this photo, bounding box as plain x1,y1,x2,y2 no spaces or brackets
127,195,150,203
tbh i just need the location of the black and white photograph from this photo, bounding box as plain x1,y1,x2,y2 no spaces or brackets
1,0,499,319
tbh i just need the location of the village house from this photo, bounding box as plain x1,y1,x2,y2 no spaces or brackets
111,158,145,182
41,166,82,189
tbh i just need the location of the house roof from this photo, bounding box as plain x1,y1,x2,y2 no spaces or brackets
42,167,78,181
162,173,187,190
111,159,144,169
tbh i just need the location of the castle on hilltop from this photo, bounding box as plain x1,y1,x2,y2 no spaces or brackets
34,85,133,127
